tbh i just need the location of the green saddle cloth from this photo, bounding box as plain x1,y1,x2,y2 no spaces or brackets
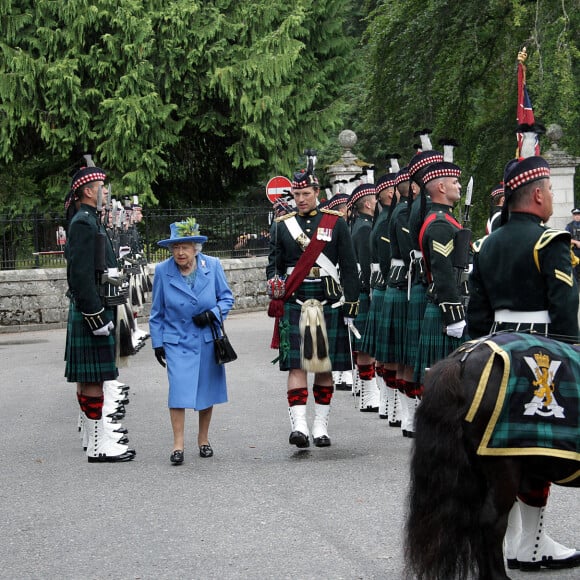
463,332,579,462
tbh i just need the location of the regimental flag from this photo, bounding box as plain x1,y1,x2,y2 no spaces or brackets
516,47,540,158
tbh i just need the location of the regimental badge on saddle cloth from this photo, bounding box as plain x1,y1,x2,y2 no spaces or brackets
523,352,565,418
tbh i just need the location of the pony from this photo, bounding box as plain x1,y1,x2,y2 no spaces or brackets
405,332,579,580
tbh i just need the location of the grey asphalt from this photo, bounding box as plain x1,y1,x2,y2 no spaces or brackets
0,310,577,580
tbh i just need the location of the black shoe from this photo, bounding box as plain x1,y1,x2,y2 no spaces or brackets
87,451,135,463
506,558,519,570
289,431,310,448
389,420,402,428
170,449,184,464
106,410,125,421
519,551,580,571
199,444,213,458
313,435,331,447
360,406,379,413
335,382,351,391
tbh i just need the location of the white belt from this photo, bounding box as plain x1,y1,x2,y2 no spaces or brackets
371,263,380,273
494,309,551,324
286,266,330,278
410,250,423,260
391,259,404,267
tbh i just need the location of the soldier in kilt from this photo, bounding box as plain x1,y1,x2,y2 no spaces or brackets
64,166,135,463
399,148,444,435
267,166,359,448
349,183,381,412
360,172,397,418
413,162,469,385
376,168,413,430
468,155,580,571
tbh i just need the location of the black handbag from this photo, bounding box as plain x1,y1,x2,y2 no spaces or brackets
210,308,238,364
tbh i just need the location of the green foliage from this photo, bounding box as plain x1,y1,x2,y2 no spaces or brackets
2,0,576,224
0,0,355,213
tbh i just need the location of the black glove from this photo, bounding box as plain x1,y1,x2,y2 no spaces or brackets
192,310,217,327
154,346,166,368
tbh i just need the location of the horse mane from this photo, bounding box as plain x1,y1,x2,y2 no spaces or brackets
405,355,486,580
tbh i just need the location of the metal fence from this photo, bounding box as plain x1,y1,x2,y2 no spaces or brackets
0,207,274,270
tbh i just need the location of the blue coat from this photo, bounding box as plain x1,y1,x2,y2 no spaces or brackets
149,253,235,409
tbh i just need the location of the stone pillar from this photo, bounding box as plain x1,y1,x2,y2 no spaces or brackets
542,124,580,230
325,130,374,198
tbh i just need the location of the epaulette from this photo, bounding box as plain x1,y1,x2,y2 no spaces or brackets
536,228,571,249
471,236,488,253
321,208,342,217
533,229,571,271
275,211,297,222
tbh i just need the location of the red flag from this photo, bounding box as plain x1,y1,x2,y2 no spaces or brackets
516,50,540,157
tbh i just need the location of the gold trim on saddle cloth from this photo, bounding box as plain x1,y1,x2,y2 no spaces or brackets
554,469,580,485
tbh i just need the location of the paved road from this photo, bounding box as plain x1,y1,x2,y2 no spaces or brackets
0,310,577,579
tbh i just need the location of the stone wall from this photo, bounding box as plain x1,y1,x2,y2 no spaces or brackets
0,257,268,333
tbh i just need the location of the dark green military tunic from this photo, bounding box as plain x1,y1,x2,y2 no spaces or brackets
64,204,118,383
376,208,393,285
370,208,390,291
468,212,579,342
351,212,373,350
267,208,359,371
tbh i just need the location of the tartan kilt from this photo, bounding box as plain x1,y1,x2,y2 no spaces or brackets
64,302,118,383
375,286,406,363
413,302,467,384
278,281,351,371
353,292,370,351
360,287,386,358
404,282,428,367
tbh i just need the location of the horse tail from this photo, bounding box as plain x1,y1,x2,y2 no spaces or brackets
405,356,485,580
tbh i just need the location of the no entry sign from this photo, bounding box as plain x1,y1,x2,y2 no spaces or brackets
266,176,292,204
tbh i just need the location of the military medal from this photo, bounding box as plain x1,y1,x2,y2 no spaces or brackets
317,227,332,242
